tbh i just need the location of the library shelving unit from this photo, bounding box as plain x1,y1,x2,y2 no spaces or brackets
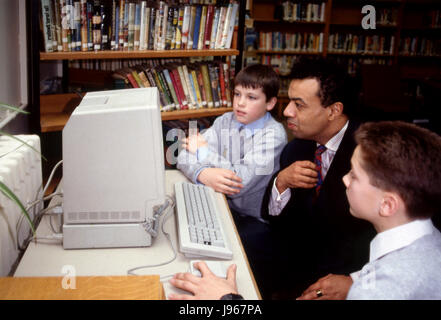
244,0,440,119
28,0,246,134
27,0,246,194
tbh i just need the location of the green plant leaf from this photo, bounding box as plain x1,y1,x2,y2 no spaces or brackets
0,130,47,161
0,102,30,114
0,180,35,236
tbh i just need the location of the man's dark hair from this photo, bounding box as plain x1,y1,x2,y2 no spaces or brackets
290,57,352,114
355,121,441,219
234,64,280,102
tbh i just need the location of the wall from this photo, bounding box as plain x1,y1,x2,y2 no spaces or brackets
0,0,28,134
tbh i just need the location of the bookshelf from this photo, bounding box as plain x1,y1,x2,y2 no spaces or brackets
29,0,246,134
243,0,440,121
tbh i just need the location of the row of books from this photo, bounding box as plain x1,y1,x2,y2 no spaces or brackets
40,0,239,53
427,10,441,28
399,37,441,57
376,8,398,26
259,54,300,77
258,32,324,53
328,33,395,55
111,60,233,111
280,1,326,23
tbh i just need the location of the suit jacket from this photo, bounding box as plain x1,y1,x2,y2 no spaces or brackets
262,120,376,282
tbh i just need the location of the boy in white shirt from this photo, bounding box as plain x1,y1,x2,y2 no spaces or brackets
169,121,441,300
176,64,287,299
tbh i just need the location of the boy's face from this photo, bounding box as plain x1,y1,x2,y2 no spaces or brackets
233,85,275,125
343,146,384,224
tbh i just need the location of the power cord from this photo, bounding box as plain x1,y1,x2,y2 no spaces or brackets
127,195,177,276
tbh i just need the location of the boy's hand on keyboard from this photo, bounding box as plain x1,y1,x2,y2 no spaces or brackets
168,261,238,300
198,168,243,195
182,133,208,154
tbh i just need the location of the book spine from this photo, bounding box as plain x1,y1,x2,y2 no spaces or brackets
219,2,233,49
111,0,117,50
131,70,144,87
197,5,207,50
214,6,226,49
218,62,227,107
191,69,203,108
222,62,232,107
52,0,62,51
165,6,174,50
209,7,220,49
73,1,81,51
187,5,196,49
182,65,197,109
80,0,88,51
134,2,141,51
181,5,191,49
200,64,214,108
126,72,139,88
118,0,125,50
158,67,175,109
171,6,178,50
175,6,184,49
86,0,93,51
208,63,220,108
139,1,146,50
160,2,169,51
196,67,208,108
148,6,155,50
172,68,188,109
60,0,70,51
177,66,193,109
138,70,150,87
204,5,214,49
123,2,129,50
192,5,202,50
92,2,102,51
41,0,54,52
168,69,184,109
163,68,180,109
224,2,239,49
127,2,135,51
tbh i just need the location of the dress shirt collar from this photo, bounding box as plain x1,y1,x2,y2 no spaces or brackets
317,120,349,152
234,112,270,138
369,219,435,262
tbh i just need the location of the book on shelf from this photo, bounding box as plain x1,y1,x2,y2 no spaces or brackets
40,0,55,52
40,0,240,53
328,33,395,55
281,1,326,23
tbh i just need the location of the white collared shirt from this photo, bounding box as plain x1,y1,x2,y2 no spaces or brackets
350,219,436,280
268,120,349,216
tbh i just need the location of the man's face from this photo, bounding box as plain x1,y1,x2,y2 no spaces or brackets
233,85,275,125
342,146,383,223
283,78,331,141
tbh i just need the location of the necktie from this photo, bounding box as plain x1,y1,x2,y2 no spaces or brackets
314,145,327,196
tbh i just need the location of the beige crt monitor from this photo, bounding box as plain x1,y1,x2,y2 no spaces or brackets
62,88,165,249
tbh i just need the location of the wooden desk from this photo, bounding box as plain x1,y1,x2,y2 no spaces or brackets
0,275,163,300
13,170,260,300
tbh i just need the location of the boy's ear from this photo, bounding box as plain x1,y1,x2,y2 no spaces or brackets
266,97,277,111
379,192,401,218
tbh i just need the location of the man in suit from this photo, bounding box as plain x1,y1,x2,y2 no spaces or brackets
261,57,376,298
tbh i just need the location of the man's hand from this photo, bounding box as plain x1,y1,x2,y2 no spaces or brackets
198,168,243,195
168,261,238,300
296,274,353,300
275,160,318,193
182,133,208,154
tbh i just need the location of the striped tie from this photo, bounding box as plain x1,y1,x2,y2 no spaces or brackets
314,145,327,196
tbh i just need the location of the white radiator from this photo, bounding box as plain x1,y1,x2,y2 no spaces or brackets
0,135,43,276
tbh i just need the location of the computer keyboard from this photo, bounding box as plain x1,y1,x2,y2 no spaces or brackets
174,181,233,260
